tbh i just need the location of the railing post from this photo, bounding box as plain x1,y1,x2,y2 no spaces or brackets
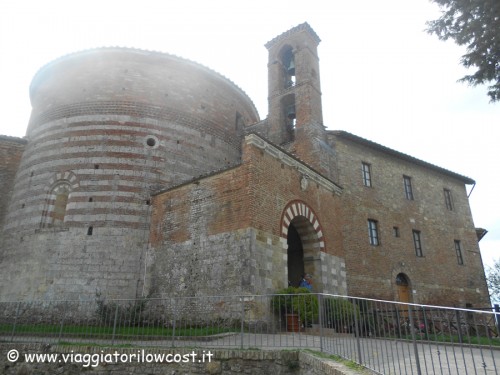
111,303,119,346
494,304,500,331
455,309,463,344
395,306,401,338
318,294,324,352
240,296,245,349
171,316,176,348
353,299,363,364
58,304,65,342
171,297,178,348
408,306,422,375
10,302,21,342
421,306,429,341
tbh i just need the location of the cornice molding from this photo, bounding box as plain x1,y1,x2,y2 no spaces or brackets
245,133,342,196
265,22,321,50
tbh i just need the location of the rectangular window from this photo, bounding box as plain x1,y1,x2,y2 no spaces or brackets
368,219,379,246
362,162,372,187
454,240,464,265
444,189,453,210
413,230,423,257
393,226,400,237
404,176,414,200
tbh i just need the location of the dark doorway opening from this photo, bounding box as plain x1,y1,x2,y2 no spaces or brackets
287,224,304,287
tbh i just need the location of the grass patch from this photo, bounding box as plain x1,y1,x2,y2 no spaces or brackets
393,333,500,347
57,341,134,348
303,349,367,372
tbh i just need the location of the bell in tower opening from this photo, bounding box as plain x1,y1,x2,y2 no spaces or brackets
283,95,296,135
286,104,296,120
283,48,296,88
287,104,297,133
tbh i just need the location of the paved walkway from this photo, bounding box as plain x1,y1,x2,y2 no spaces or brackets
2,332,499,374
199,332,500,374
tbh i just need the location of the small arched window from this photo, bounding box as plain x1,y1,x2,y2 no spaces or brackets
44,182,71,227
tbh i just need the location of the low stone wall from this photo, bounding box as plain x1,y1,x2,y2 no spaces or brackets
0,344,363,374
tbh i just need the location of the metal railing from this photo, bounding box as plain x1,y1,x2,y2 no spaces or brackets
0,294,498,374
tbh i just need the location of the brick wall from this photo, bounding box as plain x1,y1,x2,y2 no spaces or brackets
0,136,26,235
149,134,347,297
28,48,259,135
329,132,490,307
266,23,323,145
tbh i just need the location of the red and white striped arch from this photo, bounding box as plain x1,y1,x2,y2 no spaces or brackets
280,200,325,251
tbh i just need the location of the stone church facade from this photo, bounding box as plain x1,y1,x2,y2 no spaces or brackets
0,23,490,307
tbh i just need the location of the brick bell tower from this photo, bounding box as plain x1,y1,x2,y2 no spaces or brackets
265,23,329,174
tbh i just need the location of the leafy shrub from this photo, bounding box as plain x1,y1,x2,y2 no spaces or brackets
271,287,319,323
323,297,360,332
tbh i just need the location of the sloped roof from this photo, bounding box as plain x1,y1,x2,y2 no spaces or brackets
0,135,27,144
330,130,475,185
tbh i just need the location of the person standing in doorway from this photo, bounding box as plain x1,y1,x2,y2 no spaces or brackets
299,273,313,291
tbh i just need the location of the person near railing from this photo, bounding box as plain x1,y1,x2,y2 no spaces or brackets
299,274,313,291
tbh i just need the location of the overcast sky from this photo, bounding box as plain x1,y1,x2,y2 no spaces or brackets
1,1,498,275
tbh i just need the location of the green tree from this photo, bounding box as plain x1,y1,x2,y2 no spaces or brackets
486,258,500,303
426,0,500,102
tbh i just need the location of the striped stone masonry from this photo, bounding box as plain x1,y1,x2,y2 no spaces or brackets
281,200,325,252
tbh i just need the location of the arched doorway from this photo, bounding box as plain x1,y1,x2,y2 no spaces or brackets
396,273,411,303
281,201,325,291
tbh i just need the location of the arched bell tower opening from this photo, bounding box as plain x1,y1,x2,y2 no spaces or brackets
281,201,325,291
282,93,296,141
281,45,296,89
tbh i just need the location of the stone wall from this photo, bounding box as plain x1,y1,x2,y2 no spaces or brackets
0,226,150,301
0,344,358,375
0,48,259,302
